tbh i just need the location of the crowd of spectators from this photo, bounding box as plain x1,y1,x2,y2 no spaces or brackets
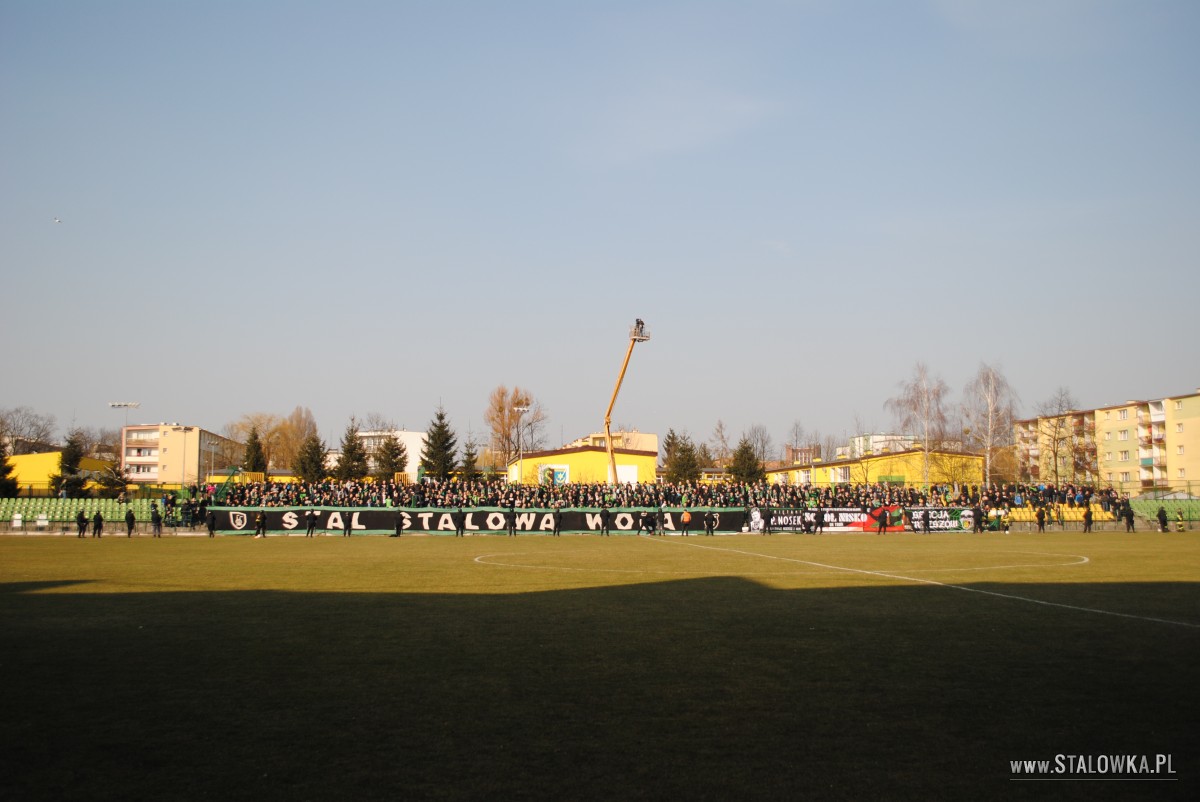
212,478,1125,512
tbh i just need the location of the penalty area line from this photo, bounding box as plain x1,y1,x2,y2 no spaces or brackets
644,536,1200,630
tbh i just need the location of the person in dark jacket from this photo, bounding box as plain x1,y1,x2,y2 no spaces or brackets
1082,505,1093,533
76,510,88,538
91,511,103,538
599,506,611,536
125,508,136,537
1157,506,1168,533
703,510,715,536
551,507,562,537
151,504,163,537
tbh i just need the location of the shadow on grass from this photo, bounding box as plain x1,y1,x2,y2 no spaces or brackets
2,578,1197,801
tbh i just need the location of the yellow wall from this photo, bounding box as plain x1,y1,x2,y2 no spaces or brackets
6,452,111,489
509,448,658,485
770,450,983,487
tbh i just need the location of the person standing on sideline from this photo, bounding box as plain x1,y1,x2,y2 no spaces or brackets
151,504,163,537
206,509,217,538
255,511,267,539
391,511,402,538
763,507,773,536
76,510,88,538
92,511,103,538
1123,503,1135,532
1157,506,1168,533
877,507,889,536
680,508,692,536
506,507,516,537
1177,509,1186,532
341,513,350,538
703,509,715,536
551,506,562,537
920,508,930,534
455,506,466,537
1082,505,1093,533
599,506,611,536
306,509,318,537
1036,506,1046,533
814,506,825,535
125,508,136,537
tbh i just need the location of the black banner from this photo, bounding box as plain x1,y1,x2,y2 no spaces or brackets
211,507,749,535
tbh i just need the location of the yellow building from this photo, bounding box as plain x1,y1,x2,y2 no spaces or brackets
767,449,983,488
1014,409,1097,487
121,424,243,489
5,452,112,495
1163,389,1200,492
1094,400,1153,491
507,445,658,485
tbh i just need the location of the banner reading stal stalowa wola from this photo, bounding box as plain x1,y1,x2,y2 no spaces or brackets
211,506,976,535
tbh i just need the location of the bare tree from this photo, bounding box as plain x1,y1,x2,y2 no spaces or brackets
362,412,396,433
484,386,547,467
785,419,807,462
744,424,774,464
0,406,58,453
225,413,282,471
962,362,1020,485
1034,387,1095,488
709,420,732,467
274,407,319,472
885,362,950,487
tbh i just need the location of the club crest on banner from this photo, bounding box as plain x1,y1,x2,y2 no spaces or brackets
230,512,248,530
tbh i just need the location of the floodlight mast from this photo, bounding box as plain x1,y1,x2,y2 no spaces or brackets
603,319,650,484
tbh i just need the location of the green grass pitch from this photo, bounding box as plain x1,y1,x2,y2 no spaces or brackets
3,531,1198,800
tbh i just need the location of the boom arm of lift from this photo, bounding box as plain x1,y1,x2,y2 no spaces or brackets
603,321,648,484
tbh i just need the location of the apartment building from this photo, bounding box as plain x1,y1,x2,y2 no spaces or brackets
120,424,243,488
1021,388,1199,494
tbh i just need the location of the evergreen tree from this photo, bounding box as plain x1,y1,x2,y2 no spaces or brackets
293,433,328,484
459,438,481,483
372,433,408,483
50,429,89,497
0,438,19,496
420,406,458,481
728,436,765,484
664,433,701,484
696,442,716,469
335,419,370,481
243,426,268,474
660,428,682,468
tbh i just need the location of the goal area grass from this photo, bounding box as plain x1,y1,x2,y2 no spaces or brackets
2,531,1197,800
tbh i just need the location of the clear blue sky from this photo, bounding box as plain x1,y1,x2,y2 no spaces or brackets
3,0,1197,452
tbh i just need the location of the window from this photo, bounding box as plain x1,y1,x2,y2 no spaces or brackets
1176,400,1184,410
1119,430,1129,441
1180,468,1187,479
1119,409,1128,420
1120,472,1131,482
1119,451,1129,461
1105,472,1113,481
1105,452,1113,462
1105,411,1111,420
1104,432,1111,441
1179,445,1186,455
1178,423,1185,433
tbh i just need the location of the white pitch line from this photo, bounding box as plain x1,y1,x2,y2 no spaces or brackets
644,536,1200,630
